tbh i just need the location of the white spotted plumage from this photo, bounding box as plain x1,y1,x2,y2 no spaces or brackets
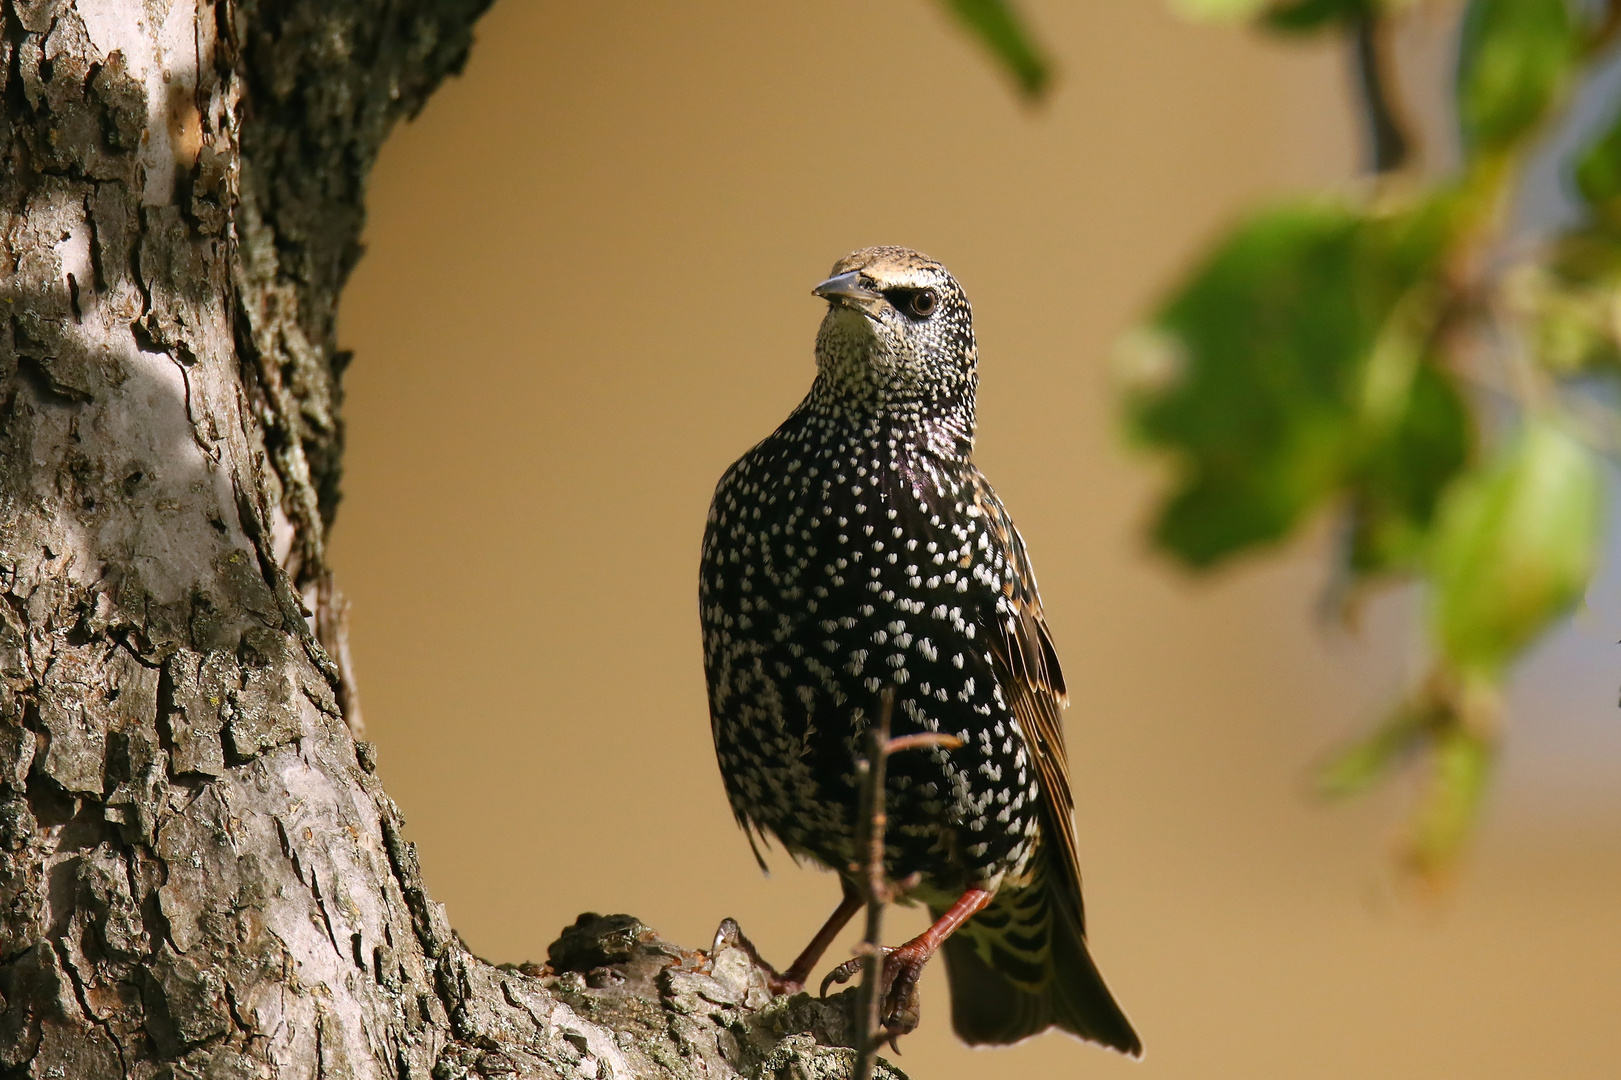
699,247,1139,1055
700,248,1046,898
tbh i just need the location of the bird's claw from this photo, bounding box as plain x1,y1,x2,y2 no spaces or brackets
711,917,744,954
817,945,926,1040
710,918,804,996
817,949,883,998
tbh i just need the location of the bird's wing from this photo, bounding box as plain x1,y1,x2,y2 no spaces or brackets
968,476,1089,934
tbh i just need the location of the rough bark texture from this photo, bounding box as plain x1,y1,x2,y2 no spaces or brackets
0,2,899,1076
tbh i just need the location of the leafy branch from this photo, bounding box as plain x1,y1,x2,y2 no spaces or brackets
942,0,1619,882
1122,0,1615,882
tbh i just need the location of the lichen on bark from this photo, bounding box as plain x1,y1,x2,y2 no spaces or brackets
0,1,894,1076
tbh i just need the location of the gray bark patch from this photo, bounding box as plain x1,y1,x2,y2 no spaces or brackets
143,944,232,1055
36,696,106,797
164,651,238,778
227,628,304,759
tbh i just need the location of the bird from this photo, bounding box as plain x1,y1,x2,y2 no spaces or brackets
698,246,1140,1054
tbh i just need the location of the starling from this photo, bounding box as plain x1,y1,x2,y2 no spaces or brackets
699,247,1140,1054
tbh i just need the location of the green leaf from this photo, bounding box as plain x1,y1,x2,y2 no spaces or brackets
941,0,1052,100
1406,720,1496,880
1320,668,1502,877
1457,0,1578,155
1575,107,1621,227
1317,697,1437,799
1124,201,1450,568
1165,0,1272,22
1263,0,1368,35
1428,421,1601,678
1347,360,1472,575
1170,0,1412,29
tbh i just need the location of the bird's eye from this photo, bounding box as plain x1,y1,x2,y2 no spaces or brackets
885,288,939,319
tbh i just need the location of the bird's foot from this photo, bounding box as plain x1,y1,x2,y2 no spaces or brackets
710,918,804,995
818,939,931,1041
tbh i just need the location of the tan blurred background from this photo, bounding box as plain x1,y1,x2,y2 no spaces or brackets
330,3,1621,1077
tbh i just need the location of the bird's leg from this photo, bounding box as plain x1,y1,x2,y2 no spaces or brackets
713,878,866,996
820,886,993,1039
774,877,866,993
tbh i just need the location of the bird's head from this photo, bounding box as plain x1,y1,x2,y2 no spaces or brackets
811,247,977,411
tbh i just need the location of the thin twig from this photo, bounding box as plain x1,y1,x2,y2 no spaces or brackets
884,732,964,755
1351,8,1411,174
851,690,894,1080
850,694,965,1078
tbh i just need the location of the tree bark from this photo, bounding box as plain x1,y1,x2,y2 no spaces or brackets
0,2,896,1077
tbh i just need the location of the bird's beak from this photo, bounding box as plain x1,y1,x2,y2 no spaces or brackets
812,270,881,306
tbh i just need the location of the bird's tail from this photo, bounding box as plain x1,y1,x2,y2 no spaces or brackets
938,849,1141,1054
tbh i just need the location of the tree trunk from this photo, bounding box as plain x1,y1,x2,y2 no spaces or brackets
0,2,892,1077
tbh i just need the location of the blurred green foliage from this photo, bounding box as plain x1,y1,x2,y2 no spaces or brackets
939,0,1052,99
950,0,1619,881
1124,200,1460,567
1457,0,1579,153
